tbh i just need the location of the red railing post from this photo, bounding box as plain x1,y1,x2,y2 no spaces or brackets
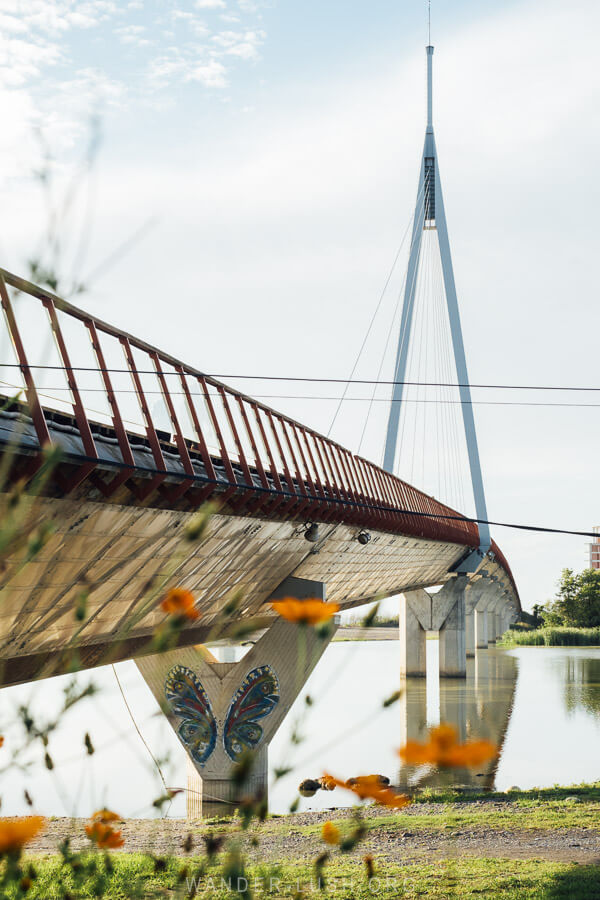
120,337,168,499
175,365,217,487
85,320,136,496
150,352,196,502
0,273,51,451
198,377,238,505
43,297,99,490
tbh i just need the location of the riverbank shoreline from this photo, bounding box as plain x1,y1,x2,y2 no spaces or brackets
500,626,600,647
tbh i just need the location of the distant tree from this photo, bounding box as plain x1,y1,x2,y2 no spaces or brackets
544,568,600,628
531,604,544,626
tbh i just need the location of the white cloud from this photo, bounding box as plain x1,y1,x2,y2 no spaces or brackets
116,23,150,46
187,58,227,88
0,0,270,162
212,28,264,59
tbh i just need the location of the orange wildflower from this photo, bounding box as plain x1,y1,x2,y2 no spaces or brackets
85,821,124,850
90,809,121,824
321,821,340,845
324,774,411,810
398,723,497,768
319,775,337,791
0,816,45,855
271,597,339,626
85,809,124,849
160,588,199,621
0,736,4,748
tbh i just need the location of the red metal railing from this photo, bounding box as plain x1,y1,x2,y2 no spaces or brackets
0,267,485,554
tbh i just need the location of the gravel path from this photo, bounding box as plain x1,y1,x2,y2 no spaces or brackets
27,803,600,865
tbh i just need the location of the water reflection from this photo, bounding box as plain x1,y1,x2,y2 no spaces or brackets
1,643,600,817
272,644,600,813
563,657,600,720
398,644,518,791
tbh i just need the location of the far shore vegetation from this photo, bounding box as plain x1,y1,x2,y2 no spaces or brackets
505,567,600,647
500,626,600,647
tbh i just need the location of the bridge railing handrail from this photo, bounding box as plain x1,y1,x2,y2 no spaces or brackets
0,266,498,562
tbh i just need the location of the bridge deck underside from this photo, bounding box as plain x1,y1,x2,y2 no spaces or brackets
0,495,479,686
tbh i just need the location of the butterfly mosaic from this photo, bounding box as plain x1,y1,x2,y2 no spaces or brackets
164,664,280,766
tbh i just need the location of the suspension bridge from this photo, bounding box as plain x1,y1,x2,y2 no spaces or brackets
0,44,519,813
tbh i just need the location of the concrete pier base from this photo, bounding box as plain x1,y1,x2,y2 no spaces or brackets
438,581,467,678
475,609,488,649
399,595,427,677
185,749,268,819
465,611,475,658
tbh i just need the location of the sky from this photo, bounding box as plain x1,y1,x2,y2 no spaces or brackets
0,0,599,612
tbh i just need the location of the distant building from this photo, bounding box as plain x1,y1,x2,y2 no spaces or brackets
591,527,600,569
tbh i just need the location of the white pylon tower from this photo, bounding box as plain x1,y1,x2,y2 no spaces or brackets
383,44,491,571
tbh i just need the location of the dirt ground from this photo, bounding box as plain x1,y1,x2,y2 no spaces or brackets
28,802,600,865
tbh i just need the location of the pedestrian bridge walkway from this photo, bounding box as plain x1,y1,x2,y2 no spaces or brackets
0,267,518,689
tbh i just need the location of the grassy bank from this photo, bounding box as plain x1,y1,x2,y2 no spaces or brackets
6,856,600,899
499,626,600,647
14,784,600,898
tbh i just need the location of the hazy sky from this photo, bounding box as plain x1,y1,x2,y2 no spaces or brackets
0,0,599,611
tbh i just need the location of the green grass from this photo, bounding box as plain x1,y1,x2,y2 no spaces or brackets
499,627,600,647
198,784,600,838
7,855,600,898
356,800,600,833
410,782,600,805
282,800,600,837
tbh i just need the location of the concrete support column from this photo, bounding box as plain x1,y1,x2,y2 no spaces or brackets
497,608,507,641
475,609,488,649
487,611,497,643
399,594,427,677
438,577,467,678
465,611,475,658
186,748,268,820
400,577,468,680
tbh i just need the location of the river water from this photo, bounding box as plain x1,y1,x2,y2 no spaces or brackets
1,641,599,817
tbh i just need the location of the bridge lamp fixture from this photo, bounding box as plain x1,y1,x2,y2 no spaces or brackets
357,530,371,546
304,522,320,543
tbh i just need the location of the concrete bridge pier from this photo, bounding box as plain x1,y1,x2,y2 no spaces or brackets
470,576,498,650
465,608,475,658
438,579,468,677
487,579,507,643
475,608,488,648
486,596,499,644
400,576,468,678
136,577,336,818
493,594,510,642
465,579,489,657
